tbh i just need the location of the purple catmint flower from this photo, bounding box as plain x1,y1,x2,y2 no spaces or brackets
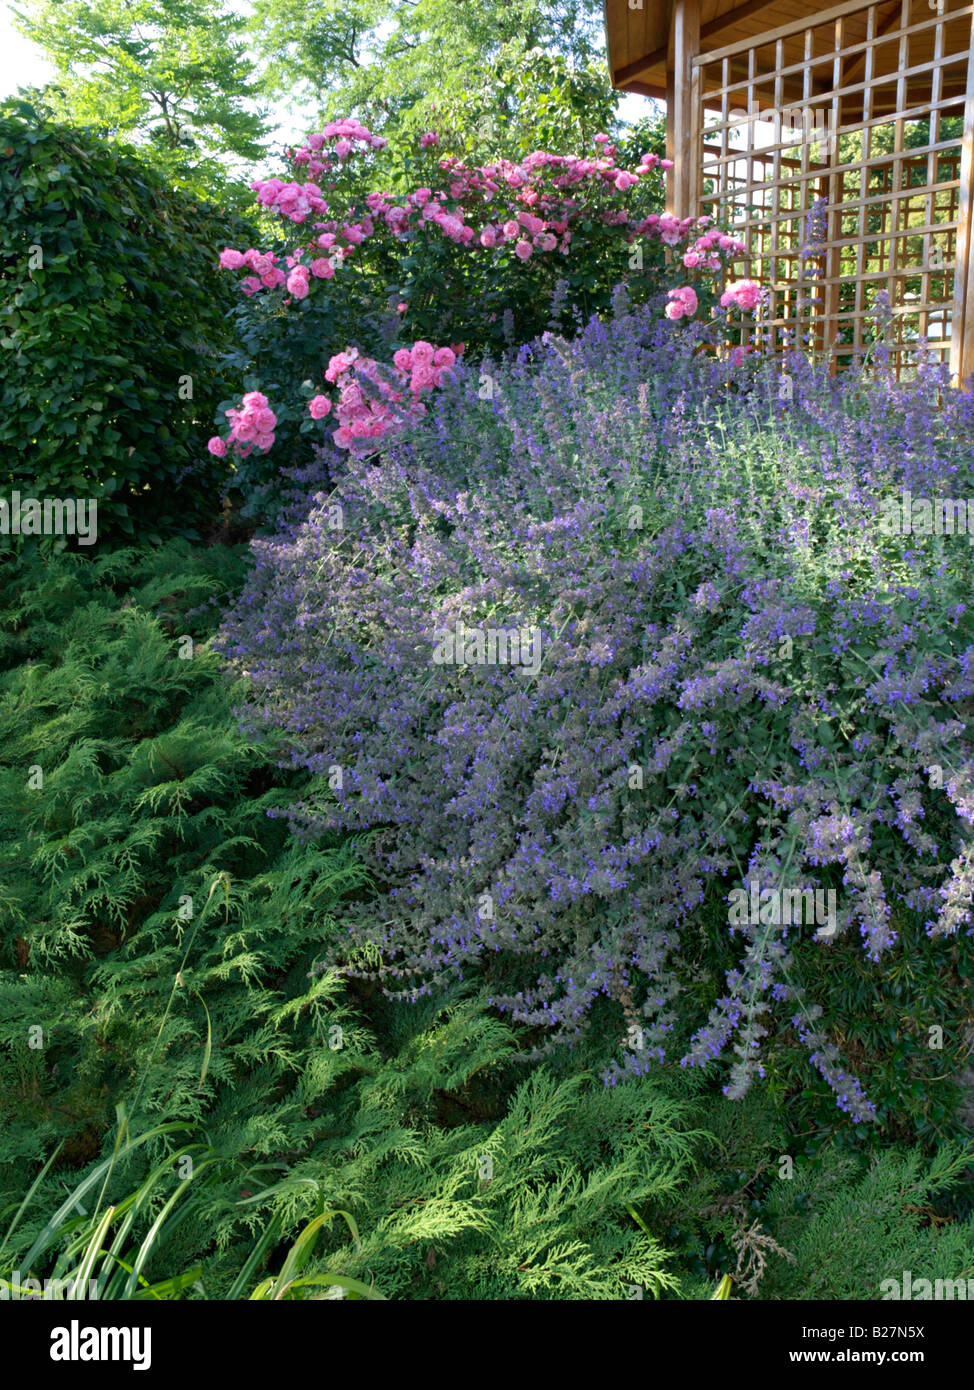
216,300,974,1119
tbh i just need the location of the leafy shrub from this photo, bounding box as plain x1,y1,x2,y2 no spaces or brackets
0,101,257,539
217,303,974,1124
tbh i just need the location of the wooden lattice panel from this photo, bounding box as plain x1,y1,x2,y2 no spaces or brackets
692,0,974,379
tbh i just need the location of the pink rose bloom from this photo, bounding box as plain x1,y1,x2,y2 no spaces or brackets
661,158,674,169
502,220,519,239
414,188,432,203
254,433,275,452
614,172,636,191
657,213,681,246
410,340,435,366
261,269,284,288
433,347,456,368
397,301,407,313
310,257,334,278
334,139,352,159
317,233,336,249
664,286,698,321
682,251,701,269
207,436,227,456
233,420,257,442
219,248,245,269
393,349,412,371
514,240,532,260
325,352,352,382
518,211,545,236
287,271,310,298
242,391,268,409
256,407,277,432
309,395,331,418
411,364,436,391
420,132,439,147
437,214,465,241
341,383,365,410
720,279,762,311
333,426,354,448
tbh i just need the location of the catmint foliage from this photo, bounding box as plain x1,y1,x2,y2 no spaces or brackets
219,304,974,1116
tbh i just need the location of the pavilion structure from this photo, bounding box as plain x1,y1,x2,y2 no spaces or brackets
604,0,974,381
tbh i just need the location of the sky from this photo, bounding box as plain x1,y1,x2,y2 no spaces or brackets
0,3,54,96
0,0,653,153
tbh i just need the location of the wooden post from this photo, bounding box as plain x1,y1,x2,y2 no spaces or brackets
671,0,701,220
665,66,677,216
950,5,974,387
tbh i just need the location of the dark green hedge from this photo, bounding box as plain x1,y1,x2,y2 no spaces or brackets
0,101,257,541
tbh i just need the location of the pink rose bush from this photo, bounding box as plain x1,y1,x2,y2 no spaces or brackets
213,120,753,469
220,122,746,316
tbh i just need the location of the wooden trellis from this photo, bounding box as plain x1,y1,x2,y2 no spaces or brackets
604,0,974,383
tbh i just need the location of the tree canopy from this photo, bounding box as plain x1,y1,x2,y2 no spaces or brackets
11,0,268,197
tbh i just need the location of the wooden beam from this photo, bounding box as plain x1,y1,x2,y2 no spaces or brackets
700,0,786,44
613,43,669,87
619,79,669,99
